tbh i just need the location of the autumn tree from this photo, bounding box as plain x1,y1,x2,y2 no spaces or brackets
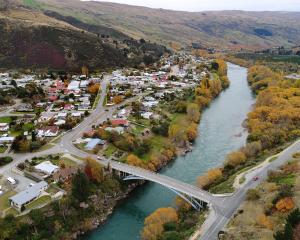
168,124,187,146
186,103,201,123
276,197,295,212
113,95,123,104
175,196,192,212
88,83,100,94
257,214,273,230
186,123,198,141
197,168,222,189
85,157,104,183
141,207,178,240
127,154,144,168
225,151,246,168
81,65,89,77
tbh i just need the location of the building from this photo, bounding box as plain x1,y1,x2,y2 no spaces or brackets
85,138,106,150
0,123,9,132
0,136,15,144
37,126,59,137
9,181,48,211
111,119,129,127
34,161,59,175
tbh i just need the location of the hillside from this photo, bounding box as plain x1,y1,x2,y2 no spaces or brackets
23,0,300,50
0,5,168,71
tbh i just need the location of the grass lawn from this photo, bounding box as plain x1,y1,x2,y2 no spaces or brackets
0,191,17,211
0,146,8,153
51,157,77,167
140,135,168,162
93,90,102,110
0,116,12,123
104,144,117,157
5,207,18,216
25,195,51,210
46,184,60,195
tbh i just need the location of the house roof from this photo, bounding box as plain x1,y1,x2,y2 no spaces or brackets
85,138,106,150
111,119,128,126
35,161,59,175
9,181,48,206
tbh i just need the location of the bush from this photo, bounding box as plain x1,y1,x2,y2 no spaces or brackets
0,156,13,166
246,189,260,201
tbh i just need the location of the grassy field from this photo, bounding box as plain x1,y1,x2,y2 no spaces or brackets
0,191,16,211
104,144,117,158
0,116,12,123
25,195,51,210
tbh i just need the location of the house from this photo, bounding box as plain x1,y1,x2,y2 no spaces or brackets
0,123,9,132
34,161,59,175
111,119,129,127
71,112,83,118
67,81,80,91
9,181,48,211
56,112,68,120
0,136,15,144
53,166,79,182
16,103,34,112
38,112,56,123
141,112,153,119
64,104,74,111
85,138,106,150
105,127,124,134
54,120,66,126
37,126,59,137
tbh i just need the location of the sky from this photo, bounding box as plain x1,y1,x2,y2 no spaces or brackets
88,0,300,12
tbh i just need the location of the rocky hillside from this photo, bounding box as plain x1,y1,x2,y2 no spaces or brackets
0,6,168,71
23,0,300,50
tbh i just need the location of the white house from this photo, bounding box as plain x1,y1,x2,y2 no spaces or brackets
9,181,48,211
0,123,9,132
34,161,59,175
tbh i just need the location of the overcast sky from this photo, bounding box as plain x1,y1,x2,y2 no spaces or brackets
88,0,300,11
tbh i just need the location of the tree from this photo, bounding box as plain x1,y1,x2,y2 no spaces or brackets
186,103,200,123
85,157,104,183
257,214,273,230
246,189,260,200
88,83,100,94
81,65,89,77
142,207,178,240
71,170,91,202
168,124,187,146
197,168,222,189
275,197,295,212
225,151,246,168
113,96,123,104
127,154,144,167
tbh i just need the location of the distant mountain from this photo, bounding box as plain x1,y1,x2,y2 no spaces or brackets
0,4,168,71
23,0,300,50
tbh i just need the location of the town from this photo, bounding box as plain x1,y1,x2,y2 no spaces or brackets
0,53,212,218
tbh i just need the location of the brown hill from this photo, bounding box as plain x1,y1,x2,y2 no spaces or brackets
27,0,300,50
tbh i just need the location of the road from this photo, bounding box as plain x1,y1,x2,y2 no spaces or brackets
199,139,300,240
0,73,300,240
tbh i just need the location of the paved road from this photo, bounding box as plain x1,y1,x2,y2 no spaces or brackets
199,139,300,240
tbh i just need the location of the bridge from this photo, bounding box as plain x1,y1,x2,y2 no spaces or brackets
100,159,216,210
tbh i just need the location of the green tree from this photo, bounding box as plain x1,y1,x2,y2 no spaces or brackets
72,170,91,202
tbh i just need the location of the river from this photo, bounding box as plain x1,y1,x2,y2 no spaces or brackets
86,63,255,240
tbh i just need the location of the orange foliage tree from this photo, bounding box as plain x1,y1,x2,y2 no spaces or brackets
141,207,178,240
276,197,295,212
88,83,100,94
